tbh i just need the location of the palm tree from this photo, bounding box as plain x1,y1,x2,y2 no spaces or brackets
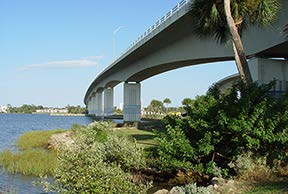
149,99,165,115
163,98,171,113
190,0,280,86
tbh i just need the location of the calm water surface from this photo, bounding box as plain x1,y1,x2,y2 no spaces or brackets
0,114,95,194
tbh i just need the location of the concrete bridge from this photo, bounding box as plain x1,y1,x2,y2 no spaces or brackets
84,0,288,122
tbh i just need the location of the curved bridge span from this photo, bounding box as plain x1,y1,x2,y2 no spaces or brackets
84,0,288,121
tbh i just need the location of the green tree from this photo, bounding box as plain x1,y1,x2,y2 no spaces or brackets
190,0,280,86
8,104,42,114
147,100,165,115
160,82,288,172
66,105,86,114
182,98,193,106
163,98,171,113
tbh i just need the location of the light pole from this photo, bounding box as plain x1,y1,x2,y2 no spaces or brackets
113,26,124,60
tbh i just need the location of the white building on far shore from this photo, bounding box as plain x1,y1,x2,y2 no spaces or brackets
0,105,8,113
35,108,68,114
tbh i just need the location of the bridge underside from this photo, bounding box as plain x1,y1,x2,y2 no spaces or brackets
256,41,288,58
84,0,288,122
127,40,288,82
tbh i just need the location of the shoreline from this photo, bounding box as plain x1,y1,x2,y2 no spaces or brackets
50,113,86,116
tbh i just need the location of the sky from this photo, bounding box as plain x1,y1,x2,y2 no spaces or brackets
0,0,238,108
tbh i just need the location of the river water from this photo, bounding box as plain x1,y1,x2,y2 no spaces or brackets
0,114,95,194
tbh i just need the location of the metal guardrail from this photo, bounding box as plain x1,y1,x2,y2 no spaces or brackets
113,0,189,63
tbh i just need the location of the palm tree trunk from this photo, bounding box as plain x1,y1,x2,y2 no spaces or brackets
224,0,253,86
232,42,245,79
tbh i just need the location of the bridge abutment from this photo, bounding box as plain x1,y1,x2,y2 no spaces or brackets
123,82,141,122
104,88,114,116
249,57,288,95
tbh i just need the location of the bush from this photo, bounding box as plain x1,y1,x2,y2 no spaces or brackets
41,122,151,193
228,152,273,180
155,125,195,170
156,82,288,175
72,121,111,145
104,134,146,171
172,183,215,194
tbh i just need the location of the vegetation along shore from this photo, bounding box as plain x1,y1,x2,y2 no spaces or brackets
0,82,287,193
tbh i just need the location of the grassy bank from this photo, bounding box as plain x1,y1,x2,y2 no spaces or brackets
114,127,157,147
0,121,286,193
0,149,57,176
17,129,64,150
0,125,158,177
0,129,64,176
240,180,288,193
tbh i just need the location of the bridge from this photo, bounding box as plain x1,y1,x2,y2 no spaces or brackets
84,0,288,122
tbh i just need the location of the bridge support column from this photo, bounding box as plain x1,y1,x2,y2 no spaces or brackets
104,88,114,116
123,82,141,122
95,92,103,116
89,93,96,115
87,97,92,114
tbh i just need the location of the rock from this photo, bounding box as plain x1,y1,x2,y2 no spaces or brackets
210,177,227,186
213,184,219,190
154,189,169,194
168,187,182,194
48,131,75,150
227,180,235,185
212,178,237,193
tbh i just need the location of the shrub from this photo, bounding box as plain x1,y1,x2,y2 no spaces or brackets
104,134,146,171
172,183,215,194
155,125,195,170
41,122,151,193
157,82,288,175
228,153,273,180
72,121,110,145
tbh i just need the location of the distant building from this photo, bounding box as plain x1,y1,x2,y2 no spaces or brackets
35,108,68,114
0,105,8,113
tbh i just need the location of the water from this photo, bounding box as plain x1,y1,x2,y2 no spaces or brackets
0,114,95,194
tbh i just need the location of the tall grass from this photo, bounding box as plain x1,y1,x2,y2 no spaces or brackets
17,129,64,150
0,129,63,176
0,184,18,194
0,149,57,176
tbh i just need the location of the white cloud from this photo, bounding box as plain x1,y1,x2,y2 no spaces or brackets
20,56,104,71
83,55,104,60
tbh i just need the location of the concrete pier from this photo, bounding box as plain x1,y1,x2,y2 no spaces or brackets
123,82,141,122
95,92,103,116
104,88,114,116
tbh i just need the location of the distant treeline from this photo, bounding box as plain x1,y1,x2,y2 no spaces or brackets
8,104,44,114
7,104,87,114
66,105,87,114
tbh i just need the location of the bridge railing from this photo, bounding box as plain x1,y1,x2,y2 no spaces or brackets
112,0,190,64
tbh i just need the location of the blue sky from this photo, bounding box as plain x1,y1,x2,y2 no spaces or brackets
0,0,238,108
